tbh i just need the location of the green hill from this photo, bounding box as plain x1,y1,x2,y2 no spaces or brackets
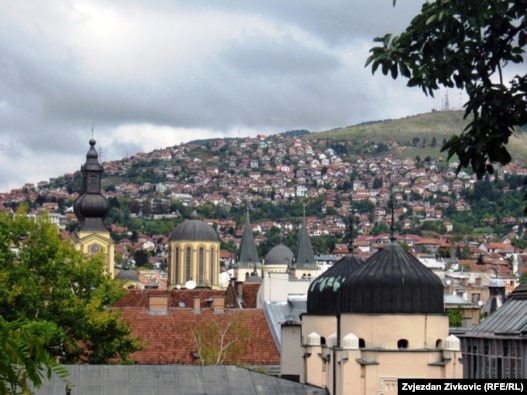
306,110,527,165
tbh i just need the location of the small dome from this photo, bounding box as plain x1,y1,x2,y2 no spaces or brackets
307,253,362,315
444,335,461,351
115,268,140,282
342,333,359,350
169,211,219,242
306,332,321,346
264,244,294,266
343,241,444,314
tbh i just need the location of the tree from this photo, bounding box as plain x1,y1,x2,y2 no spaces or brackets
367,1,527,182
0,318,69,395
191,312,250,365
0,208,143,369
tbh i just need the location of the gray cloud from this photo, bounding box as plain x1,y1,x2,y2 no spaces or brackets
0,0,442,191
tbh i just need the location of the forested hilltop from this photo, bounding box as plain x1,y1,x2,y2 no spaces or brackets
9,110,527,259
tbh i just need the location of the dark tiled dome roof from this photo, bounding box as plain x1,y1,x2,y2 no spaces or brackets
264,244,294,266
115,268,140,282
307,253,362,315
343,242,444,314
169,211,219,242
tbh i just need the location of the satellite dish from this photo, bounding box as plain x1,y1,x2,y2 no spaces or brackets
185,280,197,290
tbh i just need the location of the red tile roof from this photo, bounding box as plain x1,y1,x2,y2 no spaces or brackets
116,307,279,365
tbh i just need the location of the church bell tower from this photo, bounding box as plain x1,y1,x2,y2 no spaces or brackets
72,138,115,277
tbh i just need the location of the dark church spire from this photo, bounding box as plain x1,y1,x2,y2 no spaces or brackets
236,206,260,267
294,204,316,269
73,139,110,232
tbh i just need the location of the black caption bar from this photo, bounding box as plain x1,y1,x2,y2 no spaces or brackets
399,379,526,394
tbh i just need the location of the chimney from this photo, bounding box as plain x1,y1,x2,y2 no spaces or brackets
235,281,243,298
212,295,225,313
193,296,201,314
148,293,169,315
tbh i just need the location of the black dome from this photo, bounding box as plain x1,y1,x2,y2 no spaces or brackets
74,193,110,219
342,242,444,314
307,253,362,315
169,211,219,242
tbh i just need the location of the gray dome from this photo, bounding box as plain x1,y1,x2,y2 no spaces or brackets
115,268,140,282
264,244,294,266
342,242,444,314
307,253,362,315
169,211,219,242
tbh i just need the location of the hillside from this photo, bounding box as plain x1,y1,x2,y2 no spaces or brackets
307,110,527,165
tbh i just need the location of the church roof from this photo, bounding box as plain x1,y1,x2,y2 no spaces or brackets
264,243,294,266
236,214,260,266
73,139,110,232
307,253,362,315
343,241,444,314
169,211,220,242
115,268,140,282
294,222,316,269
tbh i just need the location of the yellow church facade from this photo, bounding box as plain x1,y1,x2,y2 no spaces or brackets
167,211,221,289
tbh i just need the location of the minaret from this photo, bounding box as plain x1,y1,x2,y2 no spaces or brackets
72,138,115,277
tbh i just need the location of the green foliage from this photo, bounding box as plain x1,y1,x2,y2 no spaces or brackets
448,306,463,328
0,318,69,395
367,1,527,184
0,208,143,368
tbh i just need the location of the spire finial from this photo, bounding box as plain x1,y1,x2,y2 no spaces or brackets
348,216,354,253
390,192,396,242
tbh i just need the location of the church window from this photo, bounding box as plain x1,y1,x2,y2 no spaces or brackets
185,247,192,282
198,247,205,284
175,247,180,285
210,248,215,285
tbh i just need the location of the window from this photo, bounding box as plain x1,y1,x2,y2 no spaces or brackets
185,247,192,282
359,338,365,349
210,248,215,285
175,247,180,285
397,339,409,349
198,247,204,284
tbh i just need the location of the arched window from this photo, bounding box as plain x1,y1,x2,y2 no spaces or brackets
397,339,409,349
210,248,215,285
436,339,442,348
175,247,180,285
198,247,205,284
359,338,366,349
185,247,192,282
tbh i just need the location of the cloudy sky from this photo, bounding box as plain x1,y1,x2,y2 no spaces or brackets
0,0,451,191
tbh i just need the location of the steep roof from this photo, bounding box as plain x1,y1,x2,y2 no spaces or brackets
236,213,260,266
294,221,317,269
